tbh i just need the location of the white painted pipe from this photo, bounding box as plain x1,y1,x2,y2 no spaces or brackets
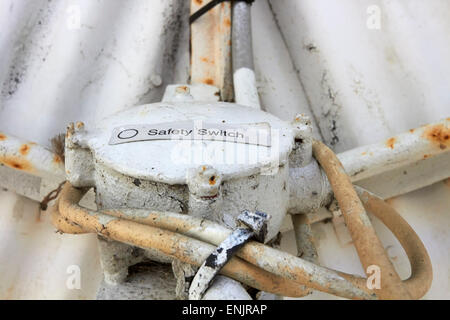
232,1,261,109
338,118,449,181
233,67,261,109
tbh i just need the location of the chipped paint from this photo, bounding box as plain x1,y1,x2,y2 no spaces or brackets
208,175,216,185
191,0,233,100
0,132,65,179
190,226,255,300
339,119,450,182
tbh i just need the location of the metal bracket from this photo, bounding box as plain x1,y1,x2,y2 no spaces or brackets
188,210,270,300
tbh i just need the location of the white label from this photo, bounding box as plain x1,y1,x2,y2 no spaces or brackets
109,121,271,147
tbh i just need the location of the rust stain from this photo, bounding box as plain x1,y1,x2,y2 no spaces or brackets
423,154,430,159
386,137,396,149
76,121,85,129
422,124,450,149
444,178,450,188
224,18,231,27
0,156,34,172
0,133,6,141
361,152,367,155
209,176,216,185
195,0,202,5
176,85,189,93
53,154,62,164
19,144,31,156
204,78,214,85
200,57,214,64
409,129,415,133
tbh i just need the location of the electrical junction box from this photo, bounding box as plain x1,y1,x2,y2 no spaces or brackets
65,84,312,283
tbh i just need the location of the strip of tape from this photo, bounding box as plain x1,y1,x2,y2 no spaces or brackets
109,121,271,147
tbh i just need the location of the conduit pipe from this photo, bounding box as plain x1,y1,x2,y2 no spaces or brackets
232,1,261,109
354,186,433,300
54,176,432,299
289,119,450,213
313,140,425,299
52,185,310,298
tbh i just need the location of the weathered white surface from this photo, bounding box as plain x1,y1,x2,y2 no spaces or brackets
81,102,294,184
233,67,261,109
266,0,450,152
0,190,102,299
0,0,448,299
0,0,189,148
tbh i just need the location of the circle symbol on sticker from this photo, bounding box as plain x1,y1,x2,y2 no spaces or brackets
118,129,138,140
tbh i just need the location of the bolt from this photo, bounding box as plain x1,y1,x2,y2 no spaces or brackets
187,165,222,198
151,74,162,87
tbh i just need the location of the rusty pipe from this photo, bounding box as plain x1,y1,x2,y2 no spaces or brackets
55,181,432,299
150,182,431,299
55,183,372,299
54,183,310,298
312,140,413,299
190,0,233,101
355,186,433,299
